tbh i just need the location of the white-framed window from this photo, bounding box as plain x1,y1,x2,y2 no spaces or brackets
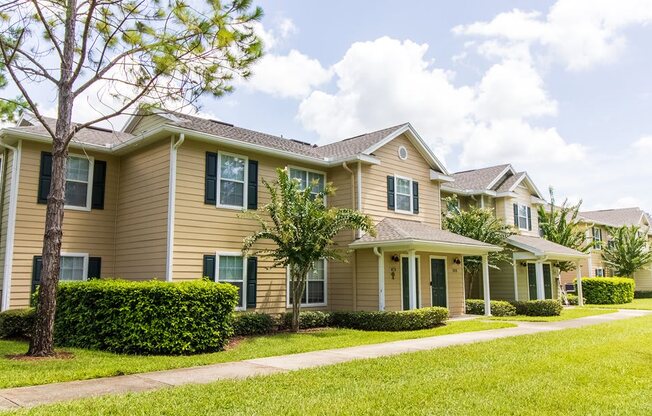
65,155,94,210
517,204,529,230
287,259,327,307
593,227,603,249
398,145,408,160
395,175,413,214
216,253,246,310
288,167,326,198
595,268,605,277
218,152,247,209
60,253,88,281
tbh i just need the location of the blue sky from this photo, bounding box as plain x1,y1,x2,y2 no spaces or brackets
7,0,652,212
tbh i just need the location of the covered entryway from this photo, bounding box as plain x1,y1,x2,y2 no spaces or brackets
401,256,420,310
430,258,447,307
527,263,552,300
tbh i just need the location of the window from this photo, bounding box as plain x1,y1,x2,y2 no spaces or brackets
595,268,605,277
607,239,616,250
65,156,93,209
593,227,603,249
289,167,325,197
288,259,326,306
518,204,529,230
398,146,408,160
60,255,87,281
395,176,413,213
217,254,245,309
218,152,247,208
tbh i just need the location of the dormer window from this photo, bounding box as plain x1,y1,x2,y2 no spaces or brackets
518,205,529,230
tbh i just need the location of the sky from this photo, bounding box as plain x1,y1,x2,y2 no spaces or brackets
5,0,652,213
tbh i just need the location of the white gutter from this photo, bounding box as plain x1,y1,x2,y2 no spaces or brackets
356,161,363,238
165,134,184,282
350,239,502,254
1,140,21,311
373,247,385,310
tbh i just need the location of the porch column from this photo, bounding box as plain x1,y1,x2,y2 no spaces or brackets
408,250,417,310
374,247,385,311
482,254,491,316
512,256,519,301
576,261,584,307
535,261,545,300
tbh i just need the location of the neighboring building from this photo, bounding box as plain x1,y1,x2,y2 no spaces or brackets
441,164,587,302
0,111,499,316
560,207,652,288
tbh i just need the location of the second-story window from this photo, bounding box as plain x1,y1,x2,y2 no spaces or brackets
518,204,529,230
593,227,603,249
65,155,93,210
218,152,247,208
395,176,413,213
289,167,325,198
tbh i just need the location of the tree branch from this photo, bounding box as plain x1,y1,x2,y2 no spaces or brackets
30,0,64,62
70,0,97,83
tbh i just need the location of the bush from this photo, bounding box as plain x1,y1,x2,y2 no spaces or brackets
331,307,448,331
0,308,35,340
232,312,276,336
55,279,238,355
511,300,563,316
635,290,652,299
566,294,582,305
465,299,516,317
279,311,333,330
579,277,635,304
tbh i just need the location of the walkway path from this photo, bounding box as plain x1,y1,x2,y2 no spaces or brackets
0,309,649,411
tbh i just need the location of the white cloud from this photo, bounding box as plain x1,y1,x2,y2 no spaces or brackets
633,136,652,152
252,18,297,51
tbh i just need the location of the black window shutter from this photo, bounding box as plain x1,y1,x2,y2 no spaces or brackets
247,160,258,210
31,256,42,295
88,257,102,280
412,181,419,214
205,152,218,205
387,176,395,210
527,207,532,231
513,203,519,227
91,160,107,209
246,257,257,308
203,254,216,281
37,152,53,204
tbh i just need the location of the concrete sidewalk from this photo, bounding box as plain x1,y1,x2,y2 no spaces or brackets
0,309,649,411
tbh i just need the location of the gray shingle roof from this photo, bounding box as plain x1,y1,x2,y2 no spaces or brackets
353,218,498,249
441,164,511,193
315,124,408,159
14,115,133,147
494,172,525,193
580,207,650,228
507,234,587,258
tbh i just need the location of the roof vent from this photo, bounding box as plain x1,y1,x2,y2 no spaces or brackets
208,119,234,127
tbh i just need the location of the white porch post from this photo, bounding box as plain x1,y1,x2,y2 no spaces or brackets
535,261,545,300
408,250,417,310
374,248,385,311
576,261,584,307
512,257,519,301
482,254,491,316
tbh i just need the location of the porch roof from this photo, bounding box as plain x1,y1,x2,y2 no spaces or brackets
349,218,501,255
507,235,588,261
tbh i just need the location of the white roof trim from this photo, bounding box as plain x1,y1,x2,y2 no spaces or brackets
349,238,502,254
486,165,515,190
513,173,544,199
507,237,587,260
430,170,454,182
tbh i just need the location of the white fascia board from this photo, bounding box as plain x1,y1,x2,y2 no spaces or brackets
0,129,114,153
485,165,515,190
516,173,544,199
430,170,455,182
507,239,588,260
531,196,547,206
494,191,518,198
349,238,502,254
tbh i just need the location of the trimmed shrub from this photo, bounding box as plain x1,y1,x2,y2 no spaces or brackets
331,307,448,331
511,300,563,316
579,277,635,304
635,290,652,299
465,299,516,317
55,279,238,355
232,312,276,336
0,308,35,340
280,311,333,330
566,294,582,305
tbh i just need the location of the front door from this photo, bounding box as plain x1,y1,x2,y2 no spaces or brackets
527,263,537,299
401,257,420,310
543,264,552,299
430,258,447,307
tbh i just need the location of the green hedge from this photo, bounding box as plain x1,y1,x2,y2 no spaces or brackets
511,300,563,316
331,307,448,331
0,308,34,340
55,280,238,355
635,290,652,299
465,299,516,317
232,312,276,336
566,294,582,306
280,311,333,330
579,277,635,304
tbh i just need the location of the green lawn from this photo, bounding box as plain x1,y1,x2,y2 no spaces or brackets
588,298,652,310
489,307,617,322
0,319,511,389
13,315,652,416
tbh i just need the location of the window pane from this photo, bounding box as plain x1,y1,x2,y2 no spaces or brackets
289,169,306,188
66,157,89,182
308,260,325,281
518,205,527,217
519,217,528,229
308,172,325,194
60,256,84,281
219,181,244,206
218,256,243,281
65,182,88,207
307,281,324,304
220,155,245,181
396,178,411,194
396,194,411,211
226,281,243,307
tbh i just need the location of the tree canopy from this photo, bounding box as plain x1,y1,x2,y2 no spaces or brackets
602,225,652,278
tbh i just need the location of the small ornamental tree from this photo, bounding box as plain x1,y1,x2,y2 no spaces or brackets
602,225,652,278
242,168,375,332
442,196,513,298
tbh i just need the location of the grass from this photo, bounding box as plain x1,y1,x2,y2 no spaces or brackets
587,298,652,310
489,307,617,322
11,314,652,415
0,319,512,389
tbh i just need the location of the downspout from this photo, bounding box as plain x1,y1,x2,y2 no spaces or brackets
0,139,20,311
373,247,385,310
165,134,184,282
342,162,358,310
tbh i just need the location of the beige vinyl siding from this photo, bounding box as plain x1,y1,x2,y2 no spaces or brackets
634,268,652,291
355,248,379,311
361,134,441,227
488,260,516,301
114,140,169,280
9,141,120,308
0,151,12,302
